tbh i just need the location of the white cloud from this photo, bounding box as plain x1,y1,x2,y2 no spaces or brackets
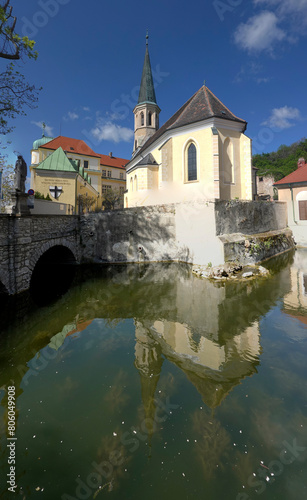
83,106,90,112
91,122,133,143
63,111,79,121
262,106,301,129
254,0,307,18
31,121,54,137
234,11,286,52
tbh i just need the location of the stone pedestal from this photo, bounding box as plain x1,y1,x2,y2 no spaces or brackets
10,191,31,216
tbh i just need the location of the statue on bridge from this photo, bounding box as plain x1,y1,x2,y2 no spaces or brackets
14,155,27,193
5,154,30,215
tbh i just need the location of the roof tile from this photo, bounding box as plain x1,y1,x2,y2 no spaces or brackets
40,136,100,158
274,165,307,185
130,85,246,164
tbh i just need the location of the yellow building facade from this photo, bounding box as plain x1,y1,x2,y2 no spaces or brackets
31,146,99,214
30,136,128,212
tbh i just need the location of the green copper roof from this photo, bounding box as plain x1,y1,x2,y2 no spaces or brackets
138,36,157,105
35,147,92,184
33,134,54,150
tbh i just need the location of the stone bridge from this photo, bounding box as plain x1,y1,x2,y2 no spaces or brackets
0,200,294,296
0,215,81,295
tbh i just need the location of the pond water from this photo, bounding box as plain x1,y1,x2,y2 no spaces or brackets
0,249,307,500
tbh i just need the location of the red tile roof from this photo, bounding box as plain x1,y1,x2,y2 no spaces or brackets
40,136,129,168
274,165,307,185
40,136,100,158
98,154,128,169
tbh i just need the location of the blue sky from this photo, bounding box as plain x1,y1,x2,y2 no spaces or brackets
3,0,307,170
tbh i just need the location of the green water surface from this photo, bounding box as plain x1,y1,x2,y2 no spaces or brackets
0,249,307,500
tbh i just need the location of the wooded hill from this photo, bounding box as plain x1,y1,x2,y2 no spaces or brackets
253,137,307,181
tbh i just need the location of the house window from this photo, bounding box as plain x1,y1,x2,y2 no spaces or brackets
299,200,307,220
102,170,106,177
120,187,124,195
259,176,263,182
120,172,124,179
107,170,111,178
187,143,197,181
141,112,144,126
84,160,89,169
102,185,112,194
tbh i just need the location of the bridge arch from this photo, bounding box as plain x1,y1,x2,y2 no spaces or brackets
29,240,79,274
0,276,9,296
29,242,79,303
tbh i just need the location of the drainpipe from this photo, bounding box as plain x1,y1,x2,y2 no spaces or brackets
289,184,297,224
75,174,78,215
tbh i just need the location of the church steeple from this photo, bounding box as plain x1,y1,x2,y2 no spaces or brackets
138,32,157,105
133,33,161,153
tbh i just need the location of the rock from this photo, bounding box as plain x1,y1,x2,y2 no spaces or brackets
242,271,253,278
258,266,269,276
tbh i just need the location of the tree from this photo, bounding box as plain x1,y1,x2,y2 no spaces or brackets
0,1,37,60
0,147,14,212
102,188,121,210
78,194,96,214
253,137,307,181
0,63,40,134
34,191,51,200
0,1,40,134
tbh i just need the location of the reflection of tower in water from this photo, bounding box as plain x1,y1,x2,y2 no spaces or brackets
134,320,164,452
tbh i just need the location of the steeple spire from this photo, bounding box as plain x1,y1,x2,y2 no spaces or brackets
133,34,160,154
138,32,157,105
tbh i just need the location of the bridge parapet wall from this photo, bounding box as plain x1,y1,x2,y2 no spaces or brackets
0,215,80,295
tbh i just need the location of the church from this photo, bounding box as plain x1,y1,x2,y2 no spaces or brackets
125,36,253,208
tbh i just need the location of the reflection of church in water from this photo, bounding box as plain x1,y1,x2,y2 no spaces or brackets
133,273,262,410
283,250,307,325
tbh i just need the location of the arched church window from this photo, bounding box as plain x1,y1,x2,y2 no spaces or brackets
141,112,144,126
187,143,197,181
134,174,138,191
148,112,152,126
130,177,133,192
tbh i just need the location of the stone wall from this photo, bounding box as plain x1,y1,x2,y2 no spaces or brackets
215,200,287,235
0,200,294,296
0,215,80,295
80,205,182,264
80,199,292,268
80,201,225,267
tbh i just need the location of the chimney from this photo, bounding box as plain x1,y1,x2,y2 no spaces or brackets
109,152,112,158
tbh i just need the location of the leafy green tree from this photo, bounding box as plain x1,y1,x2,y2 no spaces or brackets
253,137,307,181
34,191,52,200
0,0,40,134
0,1,37,60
